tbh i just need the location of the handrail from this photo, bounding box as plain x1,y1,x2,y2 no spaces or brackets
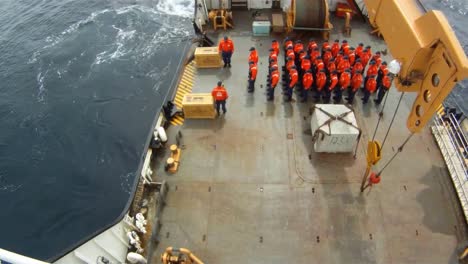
434,113,468,175
441,114,468,174
0,248,50,264
447,113,468,155
433,112,468,208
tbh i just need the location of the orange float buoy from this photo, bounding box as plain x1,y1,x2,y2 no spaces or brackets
369,172,381,185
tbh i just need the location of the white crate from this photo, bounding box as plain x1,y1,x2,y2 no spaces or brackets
311,104,360,153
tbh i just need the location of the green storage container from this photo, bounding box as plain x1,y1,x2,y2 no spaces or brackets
252,21,271,36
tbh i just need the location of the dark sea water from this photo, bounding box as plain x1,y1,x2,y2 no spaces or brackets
0,0,193,261
424,0,468,114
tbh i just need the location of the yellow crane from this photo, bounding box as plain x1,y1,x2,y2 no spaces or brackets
359,0,468,191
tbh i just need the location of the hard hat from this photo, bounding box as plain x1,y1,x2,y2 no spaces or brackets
217,81,222,86
271,66,277,70
350,47,355,50
249,61,255,65
249,47,255,51
224,36,228,40
291,66,296,69
382,61,387,65
272,39,278,42
307,69,313,73
359,43,364,46
334,39,339,42
316,56,322,60
342,40,348,43
296,40,302,43
269,48,274,51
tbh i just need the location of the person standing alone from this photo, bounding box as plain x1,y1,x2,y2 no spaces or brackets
218,36,234,68
212,81,229,115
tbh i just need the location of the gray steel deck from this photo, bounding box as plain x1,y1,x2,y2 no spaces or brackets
151,11,467,264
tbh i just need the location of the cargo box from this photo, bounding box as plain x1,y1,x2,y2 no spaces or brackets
182,93,216,119
311,104,360,153
272,13,284,33
194,47,222,68
252,21,271,36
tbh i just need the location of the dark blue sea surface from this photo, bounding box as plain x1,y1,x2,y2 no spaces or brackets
0,0,193,260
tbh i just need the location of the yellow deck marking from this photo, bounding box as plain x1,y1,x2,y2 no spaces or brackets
184,71,195,78
170,62,196,126
437,104,445,116
180,79,193,87
174,116,184,122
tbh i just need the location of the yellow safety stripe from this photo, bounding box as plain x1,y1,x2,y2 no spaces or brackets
437,104,445,116
170,62,196,126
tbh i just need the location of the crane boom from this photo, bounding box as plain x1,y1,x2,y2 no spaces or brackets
363,0,468,133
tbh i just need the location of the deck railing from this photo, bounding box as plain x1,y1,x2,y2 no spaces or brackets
432,109,468,222
0,248,49,264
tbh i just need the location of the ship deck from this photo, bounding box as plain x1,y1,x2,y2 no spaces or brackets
150,11,467,264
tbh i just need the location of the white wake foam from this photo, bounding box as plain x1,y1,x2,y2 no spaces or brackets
155,0,194,18
440,0,468,15
0,174,22,193
36,70,47,102
93,25,136,65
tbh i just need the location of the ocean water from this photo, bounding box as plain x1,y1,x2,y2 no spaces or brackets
424,0,468,114
0,0,193,261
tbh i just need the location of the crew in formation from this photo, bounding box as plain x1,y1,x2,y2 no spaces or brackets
263,38,393,104
213,36,394,117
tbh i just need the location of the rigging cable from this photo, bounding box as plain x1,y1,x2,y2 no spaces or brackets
380,92,406,151
371,86,391,141
377,133,414,176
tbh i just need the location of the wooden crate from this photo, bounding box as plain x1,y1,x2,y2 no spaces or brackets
272,13,284,33
182,93,216,119
194,47,222,68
